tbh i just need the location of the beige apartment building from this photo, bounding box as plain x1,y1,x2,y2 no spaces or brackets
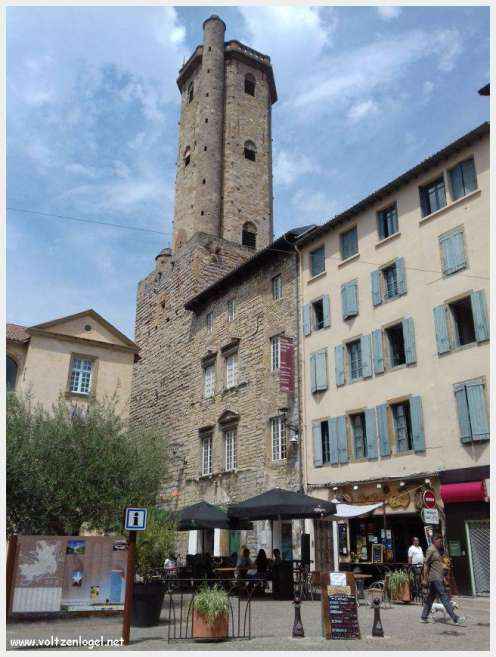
6,309,138,419
297,123,489,596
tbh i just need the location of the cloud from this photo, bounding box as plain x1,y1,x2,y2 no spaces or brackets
273,150,319,186
377,6,402,21
291,189,336,224
432,29,463,72
423,80,435,99
347,99,379,124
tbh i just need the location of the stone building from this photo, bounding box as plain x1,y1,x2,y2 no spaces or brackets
297,123,490,595
130,16,308,557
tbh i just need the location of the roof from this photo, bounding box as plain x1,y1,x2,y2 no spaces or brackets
296,121,490,248
6,323,30,343
479,83,490,96
184,225,315,312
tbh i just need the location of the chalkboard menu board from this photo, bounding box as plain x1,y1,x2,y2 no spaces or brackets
327,594,360,640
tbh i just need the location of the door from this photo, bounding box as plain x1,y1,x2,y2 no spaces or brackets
465,520,490,596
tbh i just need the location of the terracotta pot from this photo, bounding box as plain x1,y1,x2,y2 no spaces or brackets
393,582,411,603
192,609,229,641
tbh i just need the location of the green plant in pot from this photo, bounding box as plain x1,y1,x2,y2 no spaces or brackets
387,569,413,604
192,584,230,641
132,508,176,627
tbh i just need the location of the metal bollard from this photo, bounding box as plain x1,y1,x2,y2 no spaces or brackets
372,597,384,637
292,596,305,637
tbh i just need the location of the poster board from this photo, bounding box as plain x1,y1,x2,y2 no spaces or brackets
10,535,127,615
371,543,383,563
319,571,360,640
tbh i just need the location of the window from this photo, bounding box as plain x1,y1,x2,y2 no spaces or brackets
341,280,358,319
392,402,412,452
6,356,17,391
439,229,466,275
69,357,93,394
271,416,287,461
310,349,328,393
187,81,194,103
377,205,398,240
224,429,237,471
340,226,358,260
201,433,213,476
227,299,236,322
206,311,214,333
382,264,398,299
244,140,256,161
449,297,476,346
244,73,255,96
350,413,367,460
420,176,446,217
321,421,330,464
184,146,191,167
271,335,281,371
454,378,489,443
242,222,257,249
386,324,406,367
310,246,325,277
272,274,282,300
203,364,215,399
226,353,238,388
312,299,325,330
449,158,477,200
347,340,362,382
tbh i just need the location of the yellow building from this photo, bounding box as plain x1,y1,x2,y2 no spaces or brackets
297,123,489,596
6,309,138,420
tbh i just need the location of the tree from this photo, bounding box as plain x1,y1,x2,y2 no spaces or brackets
6,393,170,536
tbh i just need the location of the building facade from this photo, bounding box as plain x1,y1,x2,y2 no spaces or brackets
6,309,138,419
297,124,490,595
130,16,305,557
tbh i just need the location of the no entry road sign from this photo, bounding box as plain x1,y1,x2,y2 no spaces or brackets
124,507,147,531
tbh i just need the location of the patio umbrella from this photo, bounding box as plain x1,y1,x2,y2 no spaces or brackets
176,501,253,530
227,488,337,521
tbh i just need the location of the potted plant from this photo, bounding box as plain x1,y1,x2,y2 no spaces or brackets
132,508,176,627
192,584,230,641
387,569,412,603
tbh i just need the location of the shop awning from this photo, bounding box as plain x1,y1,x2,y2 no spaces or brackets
331,499,384,519
440,481,487,504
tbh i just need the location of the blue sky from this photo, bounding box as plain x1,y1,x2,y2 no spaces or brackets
6,4,489,338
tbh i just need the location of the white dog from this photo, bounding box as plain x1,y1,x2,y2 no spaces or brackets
431,600,458,622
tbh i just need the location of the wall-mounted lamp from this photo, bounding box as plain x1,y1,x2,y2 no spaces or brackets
399,481,405,487
376,483,382,489
425,478,431,484
353,485,358,491
332,486,339,491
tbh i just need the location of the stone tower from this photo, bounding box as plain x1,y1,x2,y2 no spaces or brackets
172,15,277,252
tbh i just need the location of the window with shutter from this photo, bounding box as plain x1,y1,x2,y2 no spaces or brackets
449,158,477,200
409,395,425,452
439,230,466,275
302,303,311,337
402,317,417,365
340,227,358,260
392,401,412,453
328,418,339,465
433,304,450,354
347,339,362,382
371,270,382,306
337,416,349,463
361,334,373,378
377,403,391,457
386,323,406,367
350,413,367,460
470,290,489,342
377,204,399,240
365,408,378,460
310,246,325,277
420,176,447,216
312,423,323,467
312,297,329,331
454,379,489,443
270,335,281,371
449,297,476,346
341,281,358,319
335,344,345,387
372,329,384,374
314,350,328,392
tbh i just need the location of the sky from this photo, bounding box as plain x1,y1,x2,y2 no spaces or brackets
6,4,490,338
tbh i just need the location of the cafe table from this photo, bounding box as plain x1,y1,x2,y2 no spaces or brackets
352,573,373,599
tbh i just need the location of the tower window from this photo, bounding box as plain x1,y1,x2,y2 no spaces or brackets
244,140,256,161
244,73,255,96
187,81,194,103
184,146,191,167
242,222,257,249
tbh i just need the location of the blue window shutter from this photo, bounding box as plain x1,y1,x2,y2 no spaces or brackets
454,383,473,444
303,303,311,336
335,345,345,386
371,270,382,306
365,408,378,460
349,281,358,316
361,334,372,378
465,380,489,441
328,418,339,465
389,209,398,235
341,284,349,319
409,395,425,453
312,423,323,466
372,329,384,374
315,350,328,391
440,232,466,275
309,353,317,393
450,164,464,200
402,317,417,365
396,257,406,295
463,158,477,193
337,415,348,464
322,295,331,328
376,404,390,457
470,290,489,343
433,305,450,354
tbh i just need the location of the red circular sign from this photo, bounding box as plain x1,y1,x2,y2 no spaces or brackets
423,490,436,509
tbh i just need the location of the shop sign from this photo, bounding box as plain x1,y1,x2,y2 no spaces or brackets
423,490,436,509
421,508,439,525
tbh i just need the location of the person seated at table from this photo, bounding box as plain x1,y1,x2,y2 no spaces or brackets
255,549,269,576
272,548,282,567
237,547,253,578
229,552,238,567
200,552,215,579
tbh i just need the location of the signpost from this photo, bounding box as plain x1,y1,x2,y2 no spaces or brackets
422,490,436,509
122,507,147,646
421,508,440,525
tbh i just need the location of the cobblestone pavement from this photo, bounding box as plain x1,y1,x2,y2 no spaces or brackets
7,596,489,651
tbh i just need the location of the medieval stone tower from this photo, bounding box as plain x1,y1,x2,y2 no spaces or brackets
172,15,276,252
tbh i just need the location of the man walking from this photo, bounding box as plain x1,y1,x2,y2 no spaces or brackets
408,537,424,600
420,534,465,625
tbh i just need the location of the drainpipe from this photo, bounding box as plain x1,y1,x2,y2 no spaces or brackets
293,242,305,495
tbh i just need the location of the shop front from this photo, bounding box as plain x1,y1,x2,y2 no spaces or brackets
440,466,490,596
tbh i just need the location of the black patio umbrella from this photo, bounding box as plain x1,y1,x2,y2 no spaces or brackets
176,501,252,531
227,488,337,521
